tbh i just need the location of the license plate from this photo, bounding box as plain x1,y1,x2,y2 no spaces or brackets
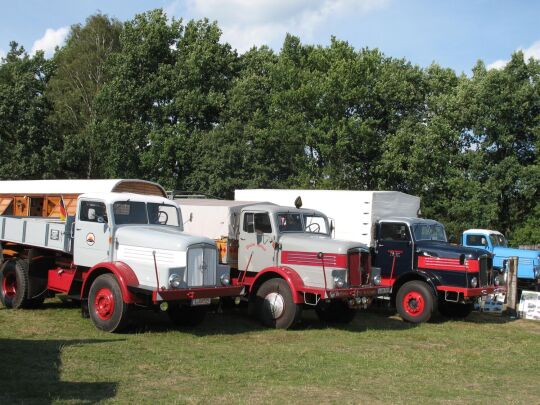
190,298,211,306
377,287,392,295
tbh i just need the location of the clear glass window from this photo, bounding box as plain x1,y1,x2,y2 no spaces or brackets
380,223,411,242
113,201,179,226
412,223,447,242
79,201,108,223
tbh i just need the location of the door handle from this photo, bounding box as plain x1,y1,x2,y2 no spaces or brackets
240,237,246,241
76,228,82,231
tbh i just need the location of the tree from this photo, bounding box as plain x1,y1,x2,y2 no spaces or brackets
0,42,58,179
47,13,122,178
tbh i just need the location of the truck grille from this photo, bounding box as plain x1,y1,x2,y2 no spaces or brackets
348,250,370,286
187,244,217,287
478,255,491,287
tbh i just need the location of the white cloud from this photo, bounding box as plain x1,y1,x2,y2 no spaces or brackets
31,26,69,57
167,0,389,52
487,40,540,70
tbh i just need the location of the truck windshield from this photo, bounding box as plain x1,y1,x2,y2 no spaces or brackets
277,213,329,235
490,234,508,247
412,223,447,242
113,201,180,226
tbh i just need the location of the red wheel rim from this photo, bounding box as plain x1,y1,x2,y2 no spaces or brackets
94,288,115,320
402,291,425,316
2,270,17,298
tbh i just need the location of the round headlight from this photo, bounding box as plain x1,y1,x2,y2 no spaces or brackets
169,273,182,289
373,274,381,286
220,274,230,286
470,277,478,288
333,277,345,288
493,275,500,286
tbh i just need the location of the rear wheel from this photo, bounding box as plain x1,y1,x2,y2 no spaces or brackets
396,281,437,323
88,274,129,333
0,259,30,309
439,302,474,319
167,304,207,327
316,300,356,324
256,278,302,329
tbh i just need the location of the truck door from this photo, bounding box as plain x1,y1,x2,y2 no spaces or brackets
73,199,111,267
374,222,414,281
239,211,277,272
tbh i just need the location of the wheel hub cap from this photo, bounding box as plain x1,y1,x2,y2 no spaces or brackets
264,292,285,319
403,291,425,316
2,271,16,298
94,288,115,320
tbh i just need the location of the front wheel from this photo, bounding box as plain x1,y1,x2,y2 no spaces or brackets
316,300,356,324
88,274,129,333
396,281,437,323
256,278,302,329
439,302,474,319
167,304,207,327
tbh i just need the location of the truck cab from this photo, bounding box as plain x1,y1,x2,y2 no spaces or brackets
179,200,386,329
462,229,540,289
373,217,502,322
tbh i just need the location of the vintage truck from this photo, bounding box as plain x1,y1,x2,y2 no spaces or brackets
176,199,387,329
462,229,540,291
235,189,504,323
0,180,242,332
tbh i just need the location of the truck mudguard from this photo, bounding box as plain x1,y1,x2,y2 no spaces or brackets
250,266,306,304
81,261,140,303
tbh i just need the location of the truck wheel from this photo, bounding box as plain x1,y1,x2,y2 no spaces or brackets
439,302,474,319
167,304,207,327
0,259,30,309
396,281,437,323
88,274,129,333
316,300,356,324
256,278,302,329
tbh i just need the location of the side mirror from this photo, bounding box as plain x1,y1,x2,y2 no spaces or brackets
330,219,335,234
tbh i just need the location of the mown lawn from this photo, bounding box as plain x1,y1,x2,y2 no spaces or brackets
1,298,539,404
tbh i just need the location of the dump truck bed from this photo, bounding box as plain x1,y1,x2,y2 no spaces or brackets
0,216,72,253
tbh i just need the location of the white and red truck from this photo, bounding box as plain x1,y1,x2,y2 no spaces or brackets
0,180,242,332
176,199,387,329
235,189,504,323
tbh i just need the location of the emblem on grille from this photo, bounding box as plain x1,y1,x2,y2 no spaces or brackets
199,261,208,272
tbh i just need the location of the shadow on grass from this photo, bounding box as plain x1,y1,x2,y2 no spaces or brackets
0,338,121,404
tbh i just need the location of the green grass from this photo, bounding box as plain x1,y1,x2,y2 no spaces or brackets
1,299,539,404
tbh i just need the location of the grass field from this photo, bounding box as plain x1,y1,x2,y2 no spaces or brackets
1,298,539,404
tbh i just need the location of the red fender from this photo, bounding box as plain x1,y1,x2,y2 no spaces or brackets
251,266,305,304
81,261,139,304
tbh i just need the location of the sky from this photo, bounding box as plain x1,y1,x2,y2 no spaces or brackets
1,0,539,74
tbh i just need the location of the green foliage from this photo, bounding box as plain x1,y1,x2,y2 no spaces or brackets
0,9,539,243
0,42,58,179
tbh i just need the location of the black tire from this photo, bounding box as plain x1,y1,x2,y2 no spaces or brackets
316,300,356,324
396,280,437,323
167,304,207,327
88,274,129,333
0,259,30,309
256,278,302,329
439,302,474,319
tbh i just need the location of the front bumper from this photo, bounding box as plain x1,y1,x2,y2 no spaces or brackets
145,285,244,303
436,285,506,297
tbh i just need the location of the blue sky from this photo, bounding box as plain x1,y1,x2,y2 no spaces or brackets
1,0,539,73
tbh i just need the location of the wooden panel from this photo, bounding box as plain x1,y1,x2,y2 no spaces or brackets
113,181,166,197
14,197,28,216
47,197,77,218
0,198,13,215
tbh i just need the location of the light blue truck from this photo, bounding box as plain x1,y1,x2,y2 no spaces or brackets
462,229,540,291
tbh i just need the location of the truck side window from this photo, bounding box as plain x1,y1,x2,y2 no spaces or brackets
79,201,107,223
466,235,487,247
254,213,272,233
380,223,410,242
243,213,254,233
